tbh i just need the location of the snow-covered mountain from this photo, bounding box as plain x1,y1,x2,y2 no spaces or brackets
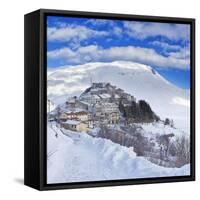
47,61,190,133
47,124,189,184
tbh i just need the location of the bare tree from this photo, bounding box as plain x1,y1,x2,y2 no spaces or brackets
175,135,190,167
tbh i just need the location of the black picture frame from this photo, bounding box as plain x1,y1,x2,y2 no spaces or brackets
24,9,195,191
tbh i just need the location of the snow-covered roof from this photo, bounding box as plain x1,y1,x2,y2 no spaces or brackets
99,93,111,99
92,95,100,99
79,101,90,106
80,93,91,98
80,94,100,99
64,120,80,125
90,88,105,92
95,102,118,108
64,109,87,114
67,97,76,103
114,94,120,98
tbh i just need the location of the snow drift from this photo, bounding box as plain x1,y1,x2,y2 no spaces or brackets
47,124,190,184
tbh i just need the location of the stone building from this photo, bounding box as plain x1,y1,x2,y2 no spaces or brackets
61,120,89,132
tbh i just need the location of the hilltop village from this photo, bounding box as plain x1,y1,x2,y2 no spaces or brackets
48,82,159,133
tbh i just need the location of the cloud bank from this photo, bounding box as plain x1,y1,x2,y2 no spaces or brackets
47,25,108,42
47,18,190,70
123,21,190,41
48,45,189,69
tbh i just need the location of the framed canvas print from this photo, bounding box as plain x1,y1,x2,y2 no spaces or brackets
24,9,195,190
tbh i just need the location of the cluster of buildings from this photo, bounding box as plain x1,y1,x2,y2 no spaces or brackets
49,82,136,133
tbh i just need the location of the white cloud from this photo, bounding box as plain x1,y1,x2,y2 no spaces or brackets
150,41,182,51
48,45,190,69
171,97,190,107
47,25,108,42
85,19,115,27
123,21,190,41
85,19,123,36
47,48,76,59
167,48,190,59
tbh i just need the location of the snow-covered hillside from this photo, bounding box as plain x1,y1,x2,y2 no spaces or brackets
139,121,186,137
47,61,190,133
47,124,190,184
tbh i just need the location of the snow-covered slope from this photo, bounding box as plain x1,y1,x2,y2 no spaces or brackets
47,124,190,184
47,61,190,133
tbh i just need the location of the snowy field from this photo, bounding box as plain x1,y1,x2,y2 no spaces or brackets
47,124,190,184
139,121,187,137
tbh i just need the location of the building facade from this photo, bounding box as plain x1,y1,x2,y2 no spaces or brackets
61,120,89,132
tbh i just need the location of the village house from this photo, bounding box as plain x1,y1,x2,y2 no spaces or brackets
104,102,120,124
76,100,89,110
114,94,120,99
91,82,107,89
66,96,76,108
58,112,71,121
61,120,89,132
93,102,119,124
89,82,108,94
120,98,132,107
58,110,88,122
102,102,119,114
98,93,111,102
121,93,136,102
116,88,124,94
80,94,101,104
109,112,120,124
88,119,95,128
75,111,88,121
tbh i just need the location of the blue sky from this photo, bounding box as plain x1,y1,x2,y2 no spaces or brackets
47,16,190,89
